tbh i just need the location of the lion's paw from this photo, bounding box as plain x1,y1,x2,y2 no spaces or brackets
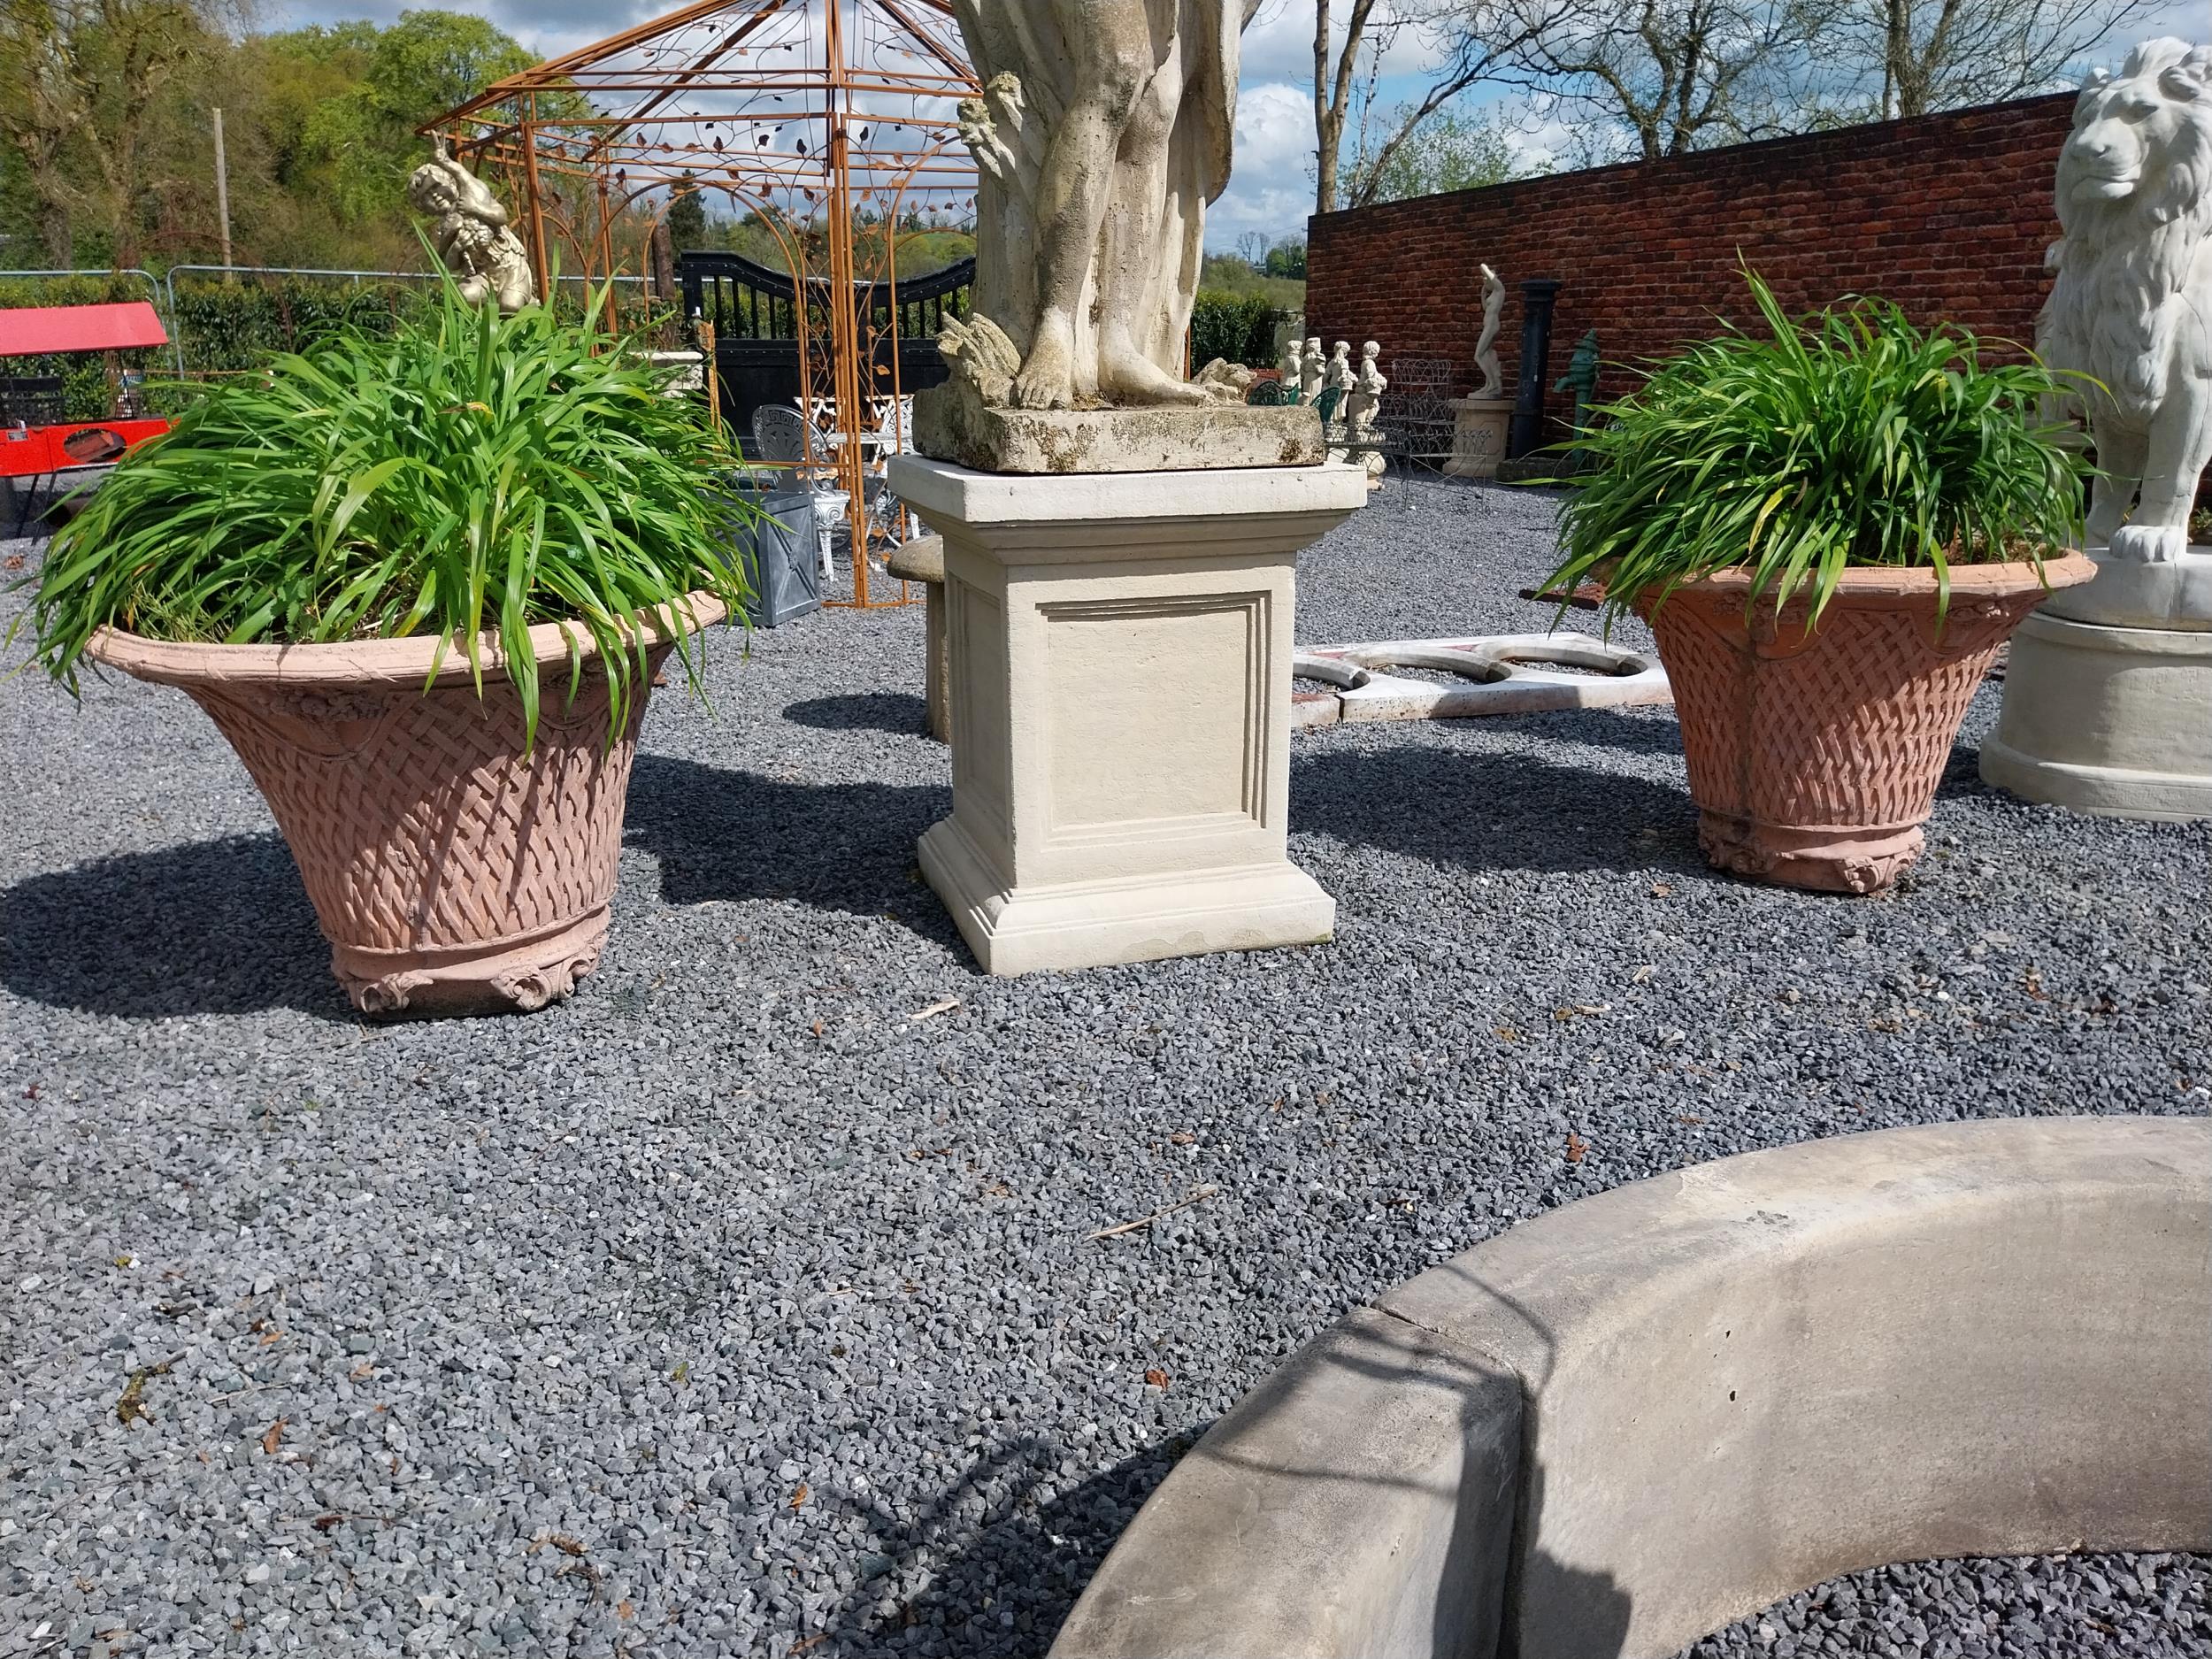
2109,523,2187,563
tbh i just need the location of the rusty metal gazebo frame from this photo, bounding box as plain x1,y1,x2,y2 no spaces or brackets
425,0,979,608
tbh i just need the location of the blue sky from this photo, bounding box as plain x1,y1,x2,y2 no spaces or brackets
273,0,2212,249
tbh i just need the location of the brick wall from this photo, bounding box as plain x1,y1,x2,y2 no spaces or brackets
1305,94,2072,438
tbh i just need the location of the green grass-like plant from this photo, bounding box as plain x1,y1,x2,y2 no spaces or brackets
1543,269,2088,628
19,274,754,746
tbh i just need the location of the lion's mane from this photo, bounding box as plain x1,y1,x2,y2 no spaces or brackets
2040,38,2212,425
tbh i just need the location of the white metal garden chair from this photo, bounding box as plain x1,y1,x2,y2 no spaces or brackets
752,403,846,581
866,396,917,541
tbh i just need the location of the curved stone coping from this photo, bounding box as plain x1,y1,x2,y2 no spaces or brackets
86,593,729,690
2040,547,2212,631
1049,1118,2211,1659
1291,631,1669,728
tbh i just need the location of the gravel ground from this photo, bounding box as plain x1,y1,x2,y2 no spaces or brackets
1,473,2205,1659
1684,1553,2211,1657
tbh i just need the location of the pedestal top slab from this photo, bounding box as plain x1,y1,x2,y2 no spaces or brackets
912,383,1325,475
887,453,1371,526
2041,548,2212,631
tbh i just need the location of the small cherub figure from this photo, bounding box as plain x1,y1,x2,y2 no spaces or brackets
1326,341,1355,398
1554,328,1602,468
1343,341,1388,481
1349,341,1386,443
1279,334,1306,397
1321,341,1355,434
1301,335,1325,403
407,137,536,314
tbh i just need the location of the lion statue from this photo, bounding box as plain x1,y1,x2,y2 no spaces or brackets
2038,37,2212,563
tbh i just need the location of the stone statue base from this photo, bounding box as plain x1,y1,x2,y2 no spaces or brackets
887,454,1367,973
1981,548,2212,821
913,380,1325,475
1444,397,1514,480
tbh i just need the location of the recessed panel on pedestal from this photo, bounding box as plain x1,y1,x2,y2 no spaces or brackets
1042,592,1269,842
949,574,1010,841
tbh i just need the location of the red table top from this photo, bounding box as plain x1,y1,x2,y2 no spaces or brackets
0,418,169,479
0,302,170,357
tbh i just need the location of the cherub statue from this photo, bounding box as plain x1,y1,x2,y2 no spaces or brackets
407,138,535,314
1554,328,1601,466
1279,334,1306,396
1325,341,1355,401
1301,335,1326,403
1474,264,1506,397
1336,342,1389,480
1348,342,1386,443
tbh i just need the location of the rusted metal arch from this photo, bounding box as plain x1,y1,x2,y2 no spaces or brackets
421,0,982,609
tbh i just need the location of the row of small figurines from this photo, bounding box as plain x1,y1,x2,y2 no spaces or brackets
1284,336,1388,463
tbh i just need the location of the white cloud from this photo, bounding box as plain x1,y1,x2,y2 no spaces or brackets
1212,79,1314,250
273,0,657,59
1240,0,1447,84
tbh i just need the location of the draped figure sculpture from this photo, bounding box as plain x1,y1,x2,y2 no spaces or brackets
948,0,1263,410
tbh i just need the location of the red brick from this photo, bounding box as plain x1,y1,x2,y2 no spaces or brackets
1307,94,2070,384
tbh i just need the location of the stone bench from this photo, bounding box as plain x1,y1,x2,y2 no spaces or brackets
884,534,948,743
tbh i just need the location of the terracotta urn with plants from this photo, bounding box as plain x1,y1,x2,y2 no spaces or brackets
19,280,755,1015
1543,273,2095,895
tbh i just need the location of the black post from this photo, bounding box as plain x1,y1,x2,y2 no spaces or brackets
1507,278,1562,460
677,252,704,325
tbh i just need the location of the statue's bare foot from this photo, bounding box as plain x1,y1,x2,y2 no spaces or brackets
1099,341,1210,406
1011,317,1075,410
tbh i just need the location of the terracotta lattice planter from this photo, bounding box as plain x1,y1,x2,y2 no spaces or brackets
1635,556,2094,894
88,597,726,1017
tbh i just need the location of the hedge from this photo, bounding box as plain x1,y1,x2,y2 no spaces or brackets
169,278,665,374
1189,290,1284,370
1,274,670,422
167,278,434,376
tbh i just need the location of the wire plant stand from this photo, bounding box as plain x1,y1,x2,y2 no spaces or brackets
1380,357,1456,470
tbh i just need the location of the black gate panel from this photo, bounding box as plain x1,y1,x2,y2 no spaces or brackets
676,250,973,446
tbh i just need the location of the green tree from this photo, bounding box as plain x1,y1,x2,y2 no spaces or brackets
0,0,233,265
303,10,536,222
664,180,707,250
1350,107,1548,204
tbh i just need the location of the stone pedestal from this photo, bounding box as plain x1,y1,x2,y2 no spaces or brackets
887,455,1368,975
1981,549,2212,821
885,534,949,742
1445,397,1514,480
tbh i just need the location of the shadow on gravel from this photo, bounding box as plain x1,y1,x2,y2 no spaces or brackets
0,832,348,1018
626,755,960,943
1294,742,1701,877
784,692,932,735
808,1432,1195,1658
1530,706,1685,758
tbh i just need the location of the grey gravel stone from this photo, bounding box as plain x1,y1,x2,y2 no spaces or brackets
2,477,2205,1659
1682,1551,2211,1658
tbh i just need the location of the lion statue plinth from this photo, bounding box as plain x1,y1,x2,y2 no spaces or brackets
2039,37,2212,569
